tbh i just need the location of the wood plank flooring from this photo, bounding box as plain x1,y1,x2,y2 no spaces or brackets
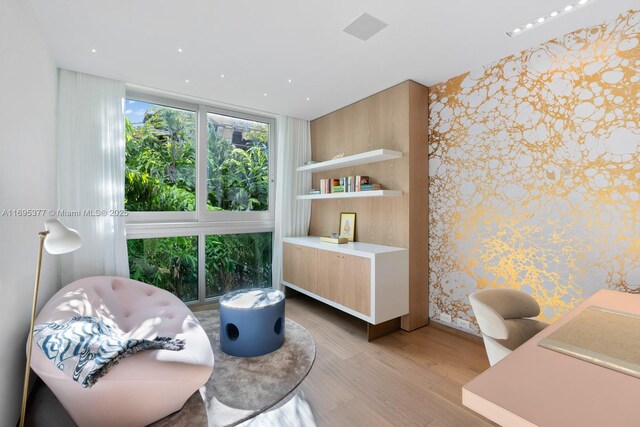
285,294,495,426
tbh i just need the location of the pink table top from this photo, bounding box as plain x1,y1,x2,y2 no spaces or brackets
463,289,640,427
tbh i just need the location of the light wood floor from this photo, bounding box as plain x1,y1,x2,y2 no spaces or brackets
286,294,495,426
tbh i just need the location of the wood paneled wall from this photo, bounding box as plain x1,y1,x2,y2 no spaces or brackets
309,80,429,331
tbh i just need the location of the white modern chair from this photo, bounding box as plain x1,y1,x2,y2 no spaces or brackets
469,288,548,366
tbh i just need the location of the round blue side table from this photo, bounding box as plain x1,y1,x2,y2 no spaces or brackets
219,288,285,357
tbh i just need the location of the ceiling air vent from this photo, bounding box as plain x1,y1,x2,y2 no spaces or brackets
342,12,388,41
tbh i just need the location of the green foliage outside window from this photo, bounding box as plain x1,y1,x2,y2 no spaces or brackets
124,102,271,301
205,233,272,298
125,107,197,211
128,236,198,302
206,117,270,211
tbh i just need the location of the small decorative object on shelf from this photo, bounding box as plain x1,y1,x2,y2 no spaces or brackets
339,212,356,242
309,189,320,195
320,236,348,244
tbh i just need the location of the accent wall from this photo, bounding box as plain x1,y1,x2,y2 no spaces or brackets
428,10,639,333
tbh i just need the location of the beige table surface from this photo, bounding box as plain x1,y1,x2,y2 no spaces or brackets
463,289,640,427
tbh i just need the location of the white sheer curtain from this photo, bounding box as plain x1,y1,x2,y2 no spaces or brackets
57,69,129,285
272,116,312,291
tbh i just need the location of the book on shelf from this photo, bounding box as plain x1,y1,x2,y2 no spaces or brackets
319,179,330,194
344,175,370,192
330,178,342,193
320,236,348,244
360,183,382,191
356,176,369,191
318,175,381,194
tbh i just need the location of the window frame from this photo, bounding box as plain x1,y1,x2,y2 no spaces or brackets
124,91,277,305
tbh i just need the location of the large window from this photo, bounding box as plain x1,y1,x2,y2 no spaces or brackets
124,93,275,304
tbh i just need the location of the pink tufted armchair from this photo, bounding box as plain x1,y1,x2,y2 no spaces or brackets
30,276,214,427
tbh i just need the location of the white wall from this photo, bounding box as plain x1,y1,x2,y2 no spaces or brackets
0,0,58,423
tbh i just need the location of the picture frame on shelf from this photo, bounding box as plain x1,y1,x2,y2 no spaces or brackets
339,212,356,242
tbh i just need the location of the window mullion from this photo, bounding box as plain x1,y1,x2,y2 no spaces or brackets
196,106,208,221
198,232,206,304
196,107,208,302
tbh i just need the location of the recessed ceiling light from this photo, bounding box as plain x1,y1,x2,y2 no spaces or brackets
185,79,190,83
91,48,96,53
306,97,310,101
220,74,225,78
288,79,293,83
263,93,267,97
178,48,183,53
506,0,598,37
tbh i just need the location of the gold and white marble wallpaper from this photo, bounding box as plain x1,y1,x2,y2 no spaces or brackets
428,10,640,332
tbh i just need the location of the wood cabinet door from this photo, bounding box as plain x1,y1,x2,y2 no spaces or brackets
317,249,371,316
283,243,317,293
316,250,342,301
341,254,371,316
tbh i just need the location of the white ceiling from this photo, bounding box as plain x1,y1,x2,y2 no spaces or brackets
30,0,636,120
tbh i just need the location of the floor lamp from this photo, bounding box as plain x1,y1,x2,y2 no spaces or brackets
20,219,81,427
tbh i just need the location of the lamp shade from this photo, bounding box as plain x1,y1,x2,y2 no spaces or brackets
44,219,82,254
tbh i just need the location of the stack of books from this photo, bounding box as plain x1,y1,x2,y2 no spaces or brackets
359,183,381,191
315,176,382,194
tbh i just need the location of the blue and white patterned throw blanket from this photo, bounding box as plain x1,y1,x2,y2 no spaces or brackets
34,316,185,388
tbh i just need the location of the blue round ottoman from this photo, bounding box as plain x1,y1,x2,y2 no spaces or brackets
220,288,285,357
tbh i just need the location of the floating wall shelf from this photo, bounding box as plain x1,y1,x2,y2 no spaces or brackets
297,190,402,200
296,149,402,173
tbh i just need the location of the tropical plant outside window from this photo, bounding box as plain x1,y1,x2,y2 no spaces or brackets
125,101,196,211
124,97,273,303
207,113,269,212
128,236,199,302
205,233,272,298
